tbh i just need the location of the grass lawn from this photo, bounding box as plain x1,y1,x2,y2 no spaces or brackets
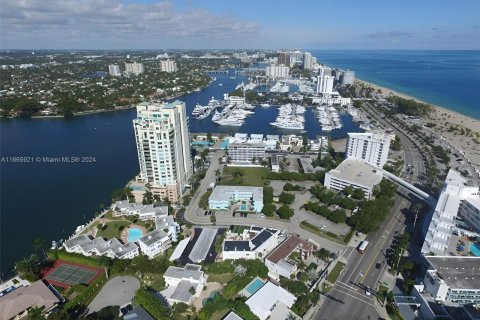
218,167,270,187
376,285,389,303
300,221,347,245
321,283,332,294
232,225,248,234
144,273,166,291
207,273,234,284
96,221,131,239
326,262,345,284
211,309,230,320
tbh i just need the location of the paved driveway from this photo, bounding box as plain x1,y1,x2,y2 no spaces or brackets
87,276,140,314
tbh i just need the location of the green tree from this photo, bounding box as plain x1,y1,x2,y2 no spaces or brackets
263,187,274,205
15,254,41,281
33,237,47,259
27,306,46,320
279,192,295,204
206,133,214,143
262,204,276,217
134,288,171,319
277,205,294,220
352,188,365,200
99,256,113,279
142,190,154,205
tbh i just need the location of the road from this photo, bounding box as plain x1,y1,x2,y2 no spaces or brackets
184,150,345,253
316,195,411,320
362,99,425,186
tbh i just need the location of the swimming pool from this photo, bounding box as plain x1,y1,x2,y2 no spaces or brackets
127,228,143,242
245,278,265,295
240,204,248,211
202,290,219,306
129,185,145,191
470,243,480,256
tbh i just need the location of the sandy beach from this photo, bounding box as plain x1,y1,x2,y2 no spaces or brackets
356,79,480,176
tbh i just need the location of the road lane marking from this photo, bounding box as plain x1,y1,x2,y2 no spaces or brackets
337,281,359,291
360,200,408,285
330,287,376,307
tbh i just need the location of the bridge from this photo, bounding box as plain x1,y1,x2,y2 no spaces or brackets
393,295,421,307
382,170,436,206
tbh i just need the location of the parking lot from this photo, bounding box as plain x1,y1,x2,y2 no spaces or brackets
270,180,351,237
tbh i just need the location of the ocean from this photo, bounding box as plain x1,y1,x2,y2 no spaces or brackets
310,50,480,120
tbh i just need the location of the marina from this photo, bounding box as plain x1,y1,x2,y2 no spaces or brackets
270,104,305,130
316,105,343,132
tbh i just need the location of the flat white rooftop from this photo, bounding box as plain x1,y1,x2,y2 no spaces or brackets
327,158,383,187
209,185,263,203
246,282,296,320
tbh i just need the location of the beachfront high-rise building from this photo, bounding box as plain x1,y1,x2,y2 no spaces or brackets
125,62,145,75
345,131,392,168
133,101,192,203
108,64,122,77
277,52,291,67
160,60,178,73
266,65,290,79
303,52,313,69
341,70,355,85
422,169,480,256
316,67,334,94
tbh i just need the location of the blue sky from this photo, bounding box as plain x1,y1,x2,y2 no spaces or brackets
1,0,479,49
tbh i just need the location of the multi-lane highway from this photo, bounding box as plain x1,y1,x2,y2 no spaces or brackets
315,98,430,319
316,194,411,320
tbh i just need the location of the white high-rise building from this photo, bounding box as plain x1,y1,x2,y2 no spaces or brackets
133,101,192,203
316,67,334,94
160,60,177,73
345,131,392,168
422,169,480,256
125,62,145,75
108,64,121,76
266,65,290,79
303,52,313,69
341,70,355,85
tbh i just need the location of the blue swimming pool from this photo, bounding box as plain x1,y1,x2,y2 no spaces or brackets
240,204,247,211
129,185,145,191
470,243,480,257
127,228,143,242
245,278,265,295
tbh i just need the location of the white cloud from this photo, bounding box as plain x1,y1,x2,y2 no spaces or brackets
0,0,260,48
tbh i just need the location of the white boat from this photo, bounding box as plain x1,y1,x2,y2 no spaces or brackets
260,103,270,108
214,118,244,126
270,121,304,130
218,83,223,86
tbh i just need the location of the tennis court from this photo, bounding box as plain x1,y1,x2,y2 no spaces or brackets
45,263,99,286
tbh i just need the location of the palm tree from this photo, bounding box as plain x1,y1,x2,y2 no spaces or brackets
27,306,45,320
99,256,112,279
33,237,47,259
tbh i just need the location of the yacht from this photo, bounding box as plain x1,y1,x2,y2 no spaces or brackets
214,118,243,126
270,121,304,130
260,103,270,108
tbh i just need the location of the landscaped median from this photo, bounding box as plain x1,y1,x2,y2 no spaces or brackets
300,221,354,244
326,261,345,284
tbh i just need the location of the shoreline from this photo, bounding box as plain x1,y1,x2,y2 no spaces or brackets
2,80,214,120
355,78,480,131
356,78,480,176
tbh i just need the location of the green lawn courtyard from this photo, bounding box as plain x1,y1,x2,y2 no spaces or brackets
218,167,270,187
